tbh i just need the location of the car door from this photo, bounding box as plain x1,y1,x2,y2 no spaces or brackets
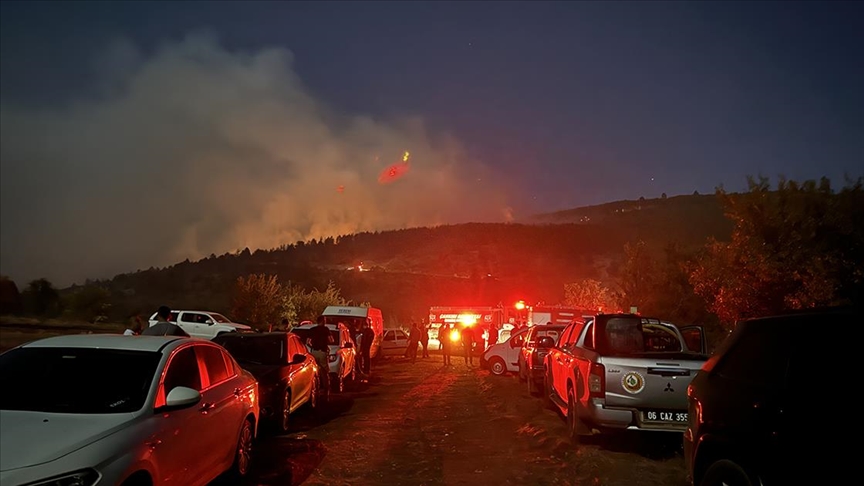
177,312,208,338
196,344,245,472
550,323,579,400
148,345,209,485
340,327,356,376
679,325,706,354
287,335,313,408
507,330,526,370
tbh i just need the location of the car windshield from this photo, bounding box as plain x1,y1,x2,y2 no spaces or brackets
0,347,162,414
210,313,232,323
320,316,366,333
217,336,285,365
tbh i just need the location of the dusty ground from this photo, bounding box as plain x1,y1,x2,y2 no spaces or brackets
237,352,689,486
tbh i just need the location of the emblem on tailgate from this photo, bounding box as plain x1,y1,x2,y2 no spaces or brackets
622,371,645,394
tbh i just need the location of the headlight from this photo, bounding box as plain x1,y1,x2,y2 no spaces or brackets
25,469,100,486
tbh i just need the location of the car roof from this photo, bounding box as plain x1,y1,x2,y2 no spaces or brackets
19,334,197,352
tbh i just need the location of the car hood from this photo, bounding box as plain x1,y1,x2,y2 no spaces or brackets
240,363,282,383
0,411,132,471
227,323,252,331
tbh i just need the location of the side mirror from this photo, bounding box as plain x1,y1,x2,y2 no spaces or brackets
164,386,201,409
537,336,555,349
291,353,307,365
205,319,214,325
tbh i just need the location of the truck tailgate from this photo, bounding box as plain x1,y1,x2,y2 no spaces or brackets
602,355,705,410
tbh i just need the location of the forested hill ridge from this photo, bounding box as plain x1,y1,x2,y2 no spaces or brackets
6,178,861,330
91,193,734,323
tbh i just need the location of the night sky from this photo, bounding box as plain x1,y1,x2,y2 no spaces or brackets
1,1,862,286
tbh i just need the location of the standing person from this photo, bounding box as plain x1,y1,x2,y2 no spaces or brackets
360,320,375,376
405,321,421,363
124,314,145,335
488,323,499,347
439,323,452,366
141,306,189,337
461,325,475,365
281,317,291,332
419,319,430,358
308,318,332,393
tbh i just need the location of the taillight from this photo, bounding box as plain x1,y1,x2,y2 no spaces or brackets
588,363,605,398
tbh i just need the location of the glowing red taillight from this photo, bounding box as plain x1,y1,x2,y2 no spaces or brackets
588,363,605,398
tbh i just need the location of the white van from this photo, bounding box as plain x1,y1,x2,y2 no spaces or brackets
319,306,384,358
481,326,529,375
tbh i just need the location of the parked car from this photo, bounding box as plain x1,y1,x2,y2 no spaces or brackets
213,331,322,433
543,314,707,443
380,328,416,356
0,334,259,486
519,323,566,395
684,306,860,486
148,309,252,339
292,322,357,393
481,326,529,375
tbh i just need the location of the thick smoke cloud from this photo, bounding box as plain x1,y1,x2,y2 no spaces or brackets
0,33,513,287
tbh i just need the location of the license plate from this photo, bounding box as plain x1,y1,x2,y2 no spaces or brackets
644,410,688,423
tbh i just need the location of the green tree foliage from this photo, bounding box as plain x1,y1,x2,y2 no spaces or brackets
232,274,284,328
66,286,112,322
690,176,864,328
283,281,348,324
22,278,61,316
614,241,712,325
0,276,23,314
563,279,614,311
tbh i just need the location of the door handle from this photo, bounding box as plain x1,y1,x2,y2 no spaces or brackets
233,387,242,397
199,402,215,413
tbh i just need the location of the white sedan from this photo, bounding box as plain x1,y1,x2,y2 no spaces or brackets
0,334,259,486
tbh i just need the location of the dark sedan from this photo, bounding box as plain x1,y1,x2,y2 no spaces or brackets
214,331,323,434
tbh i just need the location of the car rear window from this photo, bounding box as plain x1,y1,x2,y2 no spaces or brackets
216,335,285,365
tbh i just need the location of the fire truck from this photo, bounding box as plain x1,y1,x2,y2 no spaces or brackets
428,306,505,356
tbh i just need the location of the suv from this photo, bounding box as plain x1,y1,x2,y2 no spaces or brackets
148,310,252,339
519,323,566,395
684,306,860,486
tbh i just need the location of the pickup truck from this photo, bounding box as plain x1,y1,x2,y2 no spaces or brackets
541,313,707,444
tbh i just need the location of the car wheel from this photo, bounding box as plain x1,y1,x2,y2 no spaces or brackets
489,357,507,376
700,459,755,486
566,386,580,445
229,419,254,479
278,389,291,434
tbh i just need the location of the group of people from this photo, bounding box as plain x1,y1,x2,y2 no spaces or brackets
404,320,431,362
437,322,478,366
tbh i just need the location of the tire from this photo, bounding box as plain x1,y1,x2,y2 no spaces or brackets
489,357,507,376
566,386,580,445
700,459,755,486
229,419,254,479
277,389,291,434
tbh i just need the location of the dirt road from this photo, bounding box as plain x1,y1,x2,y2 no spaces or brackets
233,353,689,486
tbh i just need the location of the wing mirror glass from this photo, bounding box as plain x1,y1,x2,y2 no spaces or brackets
537,336,556,349
164,386,202,409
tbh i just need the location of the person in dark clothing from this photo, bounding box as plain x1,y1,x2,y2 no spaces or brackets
359,320,375,375
488,324,499,348
439,323,453,366
461,325,475,365
419,319,430,358
141,305,189,337
308,320,332,393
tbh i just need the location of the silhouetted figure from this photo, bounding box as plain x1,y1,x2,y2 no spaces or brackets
461,325,475,365
439,323,453,366
359,320,375,375
141,306,189,337
420,319,430,358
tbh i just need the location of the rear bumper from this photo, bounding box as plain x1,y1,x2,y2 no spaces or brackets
583,399,689,432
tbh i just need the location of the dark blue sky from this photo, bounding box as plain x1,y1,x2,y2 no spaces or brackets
3,1,862,212
1,1,863,286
